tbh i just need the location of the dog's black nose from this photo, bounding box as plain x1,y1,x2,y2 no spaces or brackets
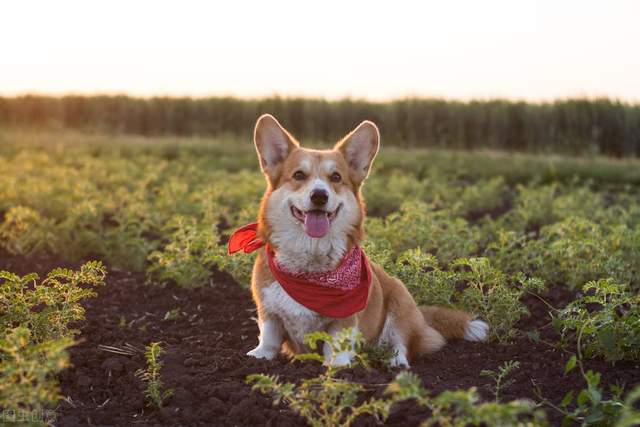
310,189,329,206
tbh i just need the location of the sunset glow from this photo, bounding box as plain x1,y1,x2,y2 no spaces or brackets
2,0,639,101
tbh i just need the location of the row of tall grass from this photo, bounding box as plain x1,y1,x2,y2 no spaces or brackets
1,95,639,156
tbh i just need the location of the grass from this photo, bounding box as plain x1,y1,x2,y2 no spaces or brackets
3,128,640,185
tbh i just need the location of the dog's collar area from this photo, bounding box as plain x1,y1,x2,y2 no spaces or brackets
227,222,372,318
265,242,371,318
271,243,362,290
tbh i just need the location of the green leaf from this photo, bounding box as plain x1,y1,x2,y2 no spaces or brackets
561,390,574,407
577,389,590,406
589,387,602,407
597,327,616,353
584,407,603,424
294,353,325,363
564,355,577,375
480,369,495,378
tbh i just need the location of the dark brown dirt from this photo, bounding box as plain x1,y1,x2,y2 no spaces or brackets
2,252,639,426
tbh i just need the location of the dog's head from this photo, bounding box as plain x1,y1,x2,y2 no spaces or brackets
254,114,379,272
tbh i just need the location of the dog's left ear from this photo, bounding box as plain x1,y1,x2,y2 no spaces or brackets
334,121,380,185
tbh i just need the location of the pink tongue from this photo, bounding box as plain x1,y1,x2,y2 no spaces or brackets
303,211,330,238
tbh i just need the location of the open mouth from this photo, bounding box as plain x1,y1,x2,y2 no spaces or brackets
291,204,341,238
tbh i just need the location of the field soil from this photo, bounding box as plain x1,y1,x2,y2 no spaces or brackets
2,253,639,427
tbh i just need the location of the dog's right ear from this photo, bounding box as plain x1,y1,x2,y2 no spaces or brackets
254,114,299,184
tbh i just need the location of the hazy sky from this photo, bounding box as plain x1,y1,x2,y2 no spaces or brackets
2,0,639,101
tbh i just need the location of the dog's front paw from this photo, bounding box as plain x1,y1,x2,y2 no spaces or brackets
325,351,353,367
247,346,278,360
389,353,410,368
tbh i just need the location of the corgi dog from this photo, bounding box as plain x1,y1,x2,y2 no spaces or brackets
235,114,488,367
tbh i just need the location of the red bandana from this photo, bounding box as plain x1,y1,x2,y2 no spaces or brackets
228,223,371,318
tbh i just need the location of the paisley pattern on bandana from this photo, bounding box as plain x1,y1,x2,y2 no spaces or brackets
274,245,363,290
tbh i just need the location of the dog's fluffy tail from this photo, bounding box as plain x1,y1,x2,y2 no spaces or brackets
419,306,489,342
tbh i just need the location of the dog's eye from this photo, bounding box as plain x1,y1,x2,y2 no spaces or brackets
293,171,306,181
330,172,342,183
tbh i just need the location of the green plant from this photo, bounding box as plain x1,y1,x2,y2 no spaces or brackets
390,249,459,308
505,183,558,231
4,128,640,424
0,262,105,420
0,327,73,420
387,371,547,427
2,129,640,292
361,343,397,371
147,215,219,288
369,248,544,343
552,278,640,362
136,342,174,408
212,240,256,287
480,360,521,402
453,258,545,343
454,176,507,218
247,329,397,427
483,228,537,274
366,201,481,266
0,261,106,344
537,354,639,426
363,171,430,216
0,206,57,256
537,218,638,289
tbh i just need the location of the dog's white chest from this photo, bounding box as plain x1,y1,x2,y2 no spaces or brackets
261,281,329,345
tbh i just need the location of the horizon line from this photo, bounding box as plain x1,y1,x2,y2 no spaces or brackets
2,91,639,106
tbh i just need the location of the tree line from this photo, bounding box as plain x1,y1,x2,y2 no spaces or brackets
1,95,638,156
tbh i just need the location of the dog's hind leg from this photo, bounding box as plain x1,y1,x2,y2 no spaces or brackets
380,311,446,367
379,314,411,367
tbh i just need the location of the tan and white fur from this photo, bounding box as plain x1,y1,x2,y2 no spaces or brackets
246,114,488,367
